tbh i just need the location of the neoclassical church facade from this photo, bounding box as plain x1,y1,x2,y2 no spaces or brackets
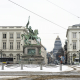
53,36,62,60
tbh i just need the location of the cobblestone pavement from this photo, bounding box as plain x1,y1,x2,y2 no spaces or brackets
47,78,80,80
1,75,80,80
0,71,80,76
0,72,80,80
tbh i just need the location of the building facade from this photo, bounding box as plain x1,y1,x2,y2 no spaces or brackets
64,39,67,64
41,46,47,64
0,26,47,64
0,26,26,63
66,24,80,64
53,36,62,60
47,52,52,64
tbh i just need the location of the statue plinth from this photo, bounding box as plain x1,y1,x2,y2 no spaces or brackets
21,44,44,64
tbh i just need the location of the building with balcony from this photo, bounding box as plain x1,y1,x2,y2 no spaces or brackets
66,24,80,64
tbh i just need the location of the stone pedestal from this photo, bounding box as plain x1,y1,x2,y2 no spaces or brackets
21,44,44,64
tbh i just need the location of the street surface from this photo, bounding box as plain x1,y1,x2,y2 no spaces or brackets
0,64,80,80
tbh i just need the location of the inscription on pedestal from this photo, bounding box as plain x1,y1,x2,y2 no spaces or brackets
28,49,35,55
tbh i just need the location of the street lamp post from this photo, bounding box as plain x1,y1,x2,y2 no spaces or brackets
0,50,3,62
71,53,72,65
79,52,80,63
77,51,80,64
69,54,71,65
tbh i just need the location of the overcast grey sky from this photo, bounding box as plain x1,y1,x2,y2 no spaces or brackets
0,0,80,52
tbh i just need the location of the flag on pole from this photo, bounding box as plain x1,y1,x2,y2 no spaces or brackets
26,16,30,28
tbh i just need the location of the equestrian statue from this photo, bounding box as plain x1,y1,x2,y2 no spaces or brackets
21,16,41,45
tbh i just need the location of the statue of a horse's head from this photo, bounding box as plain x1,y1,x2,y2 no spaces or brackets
21,34,24,37
34,29,38,35
21,34,25,39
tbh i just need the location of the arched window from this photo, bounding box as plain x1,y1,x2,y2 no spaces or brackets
3,54,6,58
9,54,13,58
73,54,76,61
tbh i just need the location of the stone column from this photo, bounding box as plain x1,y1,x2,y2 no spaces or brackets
60,63,62,71
2,63,4,70
25,48,27,54
21,61,23,70
36,48,38,55
40,63,42,70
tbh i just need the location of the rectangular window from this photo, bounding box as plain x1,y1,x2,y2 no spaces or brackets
3,34,6,38
73,42,76,49
3,42,6,49
17,42,20,49
10,33,13,39
73,33,76,38
17,33,20,38
10,42,13,49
